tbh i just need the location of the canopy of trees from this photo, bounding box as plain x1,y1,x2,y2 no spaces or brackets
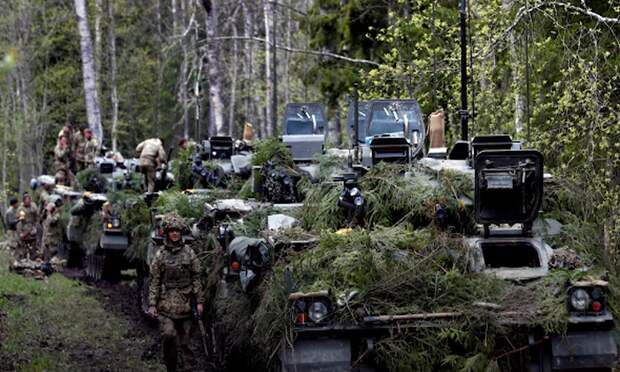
0,0,619,254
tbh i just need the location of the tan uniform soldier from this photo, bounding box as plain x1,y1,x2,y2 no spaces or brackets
17,193,39,259
136,138,166,193
4,197,19,255
54,136,74,186
41,203,62,261
148,213,204,372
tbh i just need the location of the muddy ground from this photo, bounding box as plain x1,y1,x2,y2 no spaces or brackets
0,257,213,372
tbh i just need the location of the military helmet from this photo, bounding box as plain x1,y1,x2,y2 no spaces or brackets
161,213,187,233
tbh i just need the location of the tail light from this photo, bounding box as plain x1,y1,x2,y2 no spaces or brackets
290,291,332,327
567,283,608,315
231,261,241,271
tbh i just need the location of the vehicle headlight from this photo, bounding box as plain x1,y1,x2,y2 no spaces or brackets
308,301,328,322
349,187,359,197
354,195,364,206
570,288,591,311
282,176,291,185
112,218,121,228
212,151,217,156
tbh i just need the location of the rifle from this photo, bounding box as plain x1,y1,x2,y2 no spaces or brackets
191,297,210,359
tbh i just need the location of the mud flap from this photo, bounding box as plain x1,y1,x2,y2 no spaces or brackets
99,234,128,250
551,330,617,370
279,338,351,372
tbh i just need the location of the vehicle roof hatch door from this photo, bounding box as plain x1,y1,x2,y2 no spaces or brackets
475,150,543,232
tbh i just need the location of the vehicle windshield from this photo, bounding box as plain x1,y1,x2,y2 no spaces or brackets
366,101,423,138
347,101,369,143
284,103,326,135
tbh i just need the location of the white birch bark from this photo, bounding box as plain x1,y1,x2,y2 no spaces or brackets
74,0,104,143
203,0,226,136
263,0,272,137
108,0,119,152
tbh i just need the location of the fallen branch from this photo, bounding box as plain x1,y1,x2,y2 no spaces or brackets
206,36,380,67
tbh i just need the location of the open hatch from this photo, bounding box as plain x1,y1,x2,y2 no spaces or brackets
469,148,551,280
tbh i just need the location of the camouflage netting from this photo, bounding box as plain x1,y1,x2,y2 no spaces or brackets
251,138,294,168
205,162,612,371
300,162,476,233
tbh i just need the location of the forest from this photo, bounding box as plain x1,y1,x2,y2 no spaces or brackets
0,1,619,371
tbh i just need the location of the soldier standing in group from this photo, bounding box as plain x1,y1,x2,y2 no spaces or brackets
136,138,166,193
148,213,204,372
41,203,61,261
75,128,98,171
4,197,19,256
33,176,56,218
17,193,39,259
83,129,99,169
54,136,73,186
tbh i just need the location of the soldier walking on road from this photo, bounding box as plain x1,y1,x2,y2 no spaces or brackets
4,197,19,256
148,213,204,372
17,193,39,259
136,138,166,193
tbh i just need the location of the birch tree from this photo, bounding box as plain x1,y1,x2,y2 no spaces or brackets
108,0,119,152
74,0,103,143
202,0,226,136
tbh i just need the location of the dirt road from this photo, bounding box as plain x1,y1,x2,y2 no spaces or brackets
0,252,210,371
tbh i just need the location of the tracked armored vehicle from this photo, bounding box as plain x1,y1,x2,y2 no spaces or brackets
278,140,617,372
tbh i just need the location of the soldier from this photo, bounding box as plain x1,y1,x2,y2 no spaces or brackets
75,128,98,171
34,176,56,218
148,213,204,372
136,138,166,193
41,203,61,261
4,197,19,255
54,136,74,186
17,193,39,259
73,128,86,172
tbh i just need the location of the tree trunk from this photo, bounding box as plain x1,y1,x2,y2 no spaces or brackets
108,0,119,152
203,0,226,136
263,0,272,137
180,0,190,139
74,0,104,143
242,0,257,137
94,0,103,97
503,0,524,136
229,22,239,137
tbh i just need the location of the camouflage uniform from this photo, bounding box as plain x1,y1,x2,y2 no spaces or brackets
73,131,86,171
41,209,62,261
136,138,166,193
148,214,203,372
17,203,38,259
4,205,19,253
83,136,98,169
75,132,98,171
54,143,74,186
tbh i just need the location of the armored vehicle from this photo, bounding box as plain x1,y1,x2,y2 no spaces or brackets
356,99,426,167
85,212,130,281
277,140,617,372
281,103,326,162
191,136,253,188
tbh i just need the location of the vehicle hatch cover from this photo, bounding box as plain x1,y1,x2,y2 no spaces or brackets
475,150,543,225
